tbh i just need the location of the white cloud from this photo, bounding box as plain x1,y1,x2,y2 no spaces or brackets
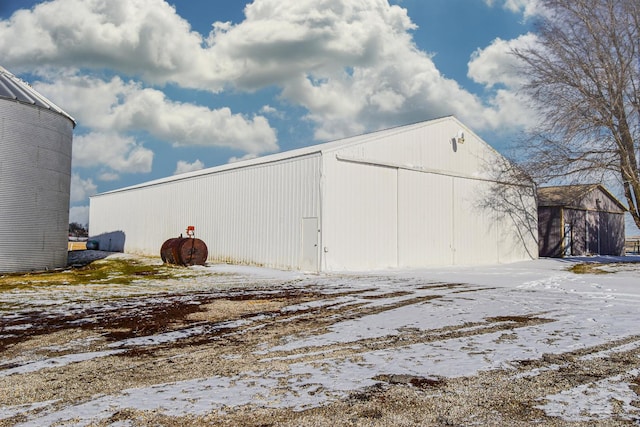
1,0,500,139
2,0,540,146
69,205,90,227
0,0,222,88
70,173,97,203
73,132,154,174
205,0,417,91
212,0,541,137
484,0,542,19
467,33,540,130
210,0,465,138
97,171,120,181
207,0,501,140
34,75,278,154
228,153,258,163
468,34,536,89
260,105,285,119
260,105,277,114
279,37,493,139
212,0,539,139
174,159,204,175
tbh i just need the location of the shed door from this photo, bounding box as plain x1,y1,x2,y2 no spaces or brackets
563,223,572,256
301,217,319,271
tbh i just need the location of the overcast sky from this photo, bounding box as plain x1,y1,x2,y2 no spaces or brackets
0,0,541,226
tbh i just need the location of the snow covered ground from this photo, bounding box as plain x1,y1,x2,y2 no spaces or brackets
1,254,640,425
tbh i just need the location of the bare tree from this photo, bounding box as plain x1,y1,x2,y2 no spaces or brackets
513,0,640,229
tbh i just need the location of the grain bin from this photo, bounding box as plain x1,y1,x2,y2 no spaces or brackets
0,66,76,273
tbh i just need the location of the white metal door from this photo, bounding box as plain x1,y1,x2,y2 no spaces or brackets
301,217,319,271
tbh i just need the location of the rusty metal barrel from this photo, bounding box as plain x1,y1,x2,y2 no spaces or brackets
160,237,208,266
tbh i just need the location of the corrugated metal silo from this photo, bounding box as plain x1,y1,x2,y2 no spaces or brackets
0,66,76,272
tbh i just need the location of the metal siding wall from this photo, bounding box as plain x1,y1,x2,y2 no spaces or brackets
326,117,537,268
495,184,539,262
0,101,73,272
90,154,321,270
321,158,398,271
452,178,499,265
608,213,626,256
563,209,587,255
397,170,454,267
452,178,538,265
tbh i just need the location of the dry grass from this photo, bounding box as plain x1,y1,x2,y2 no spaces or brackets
568,263,612,275
0,258,188,290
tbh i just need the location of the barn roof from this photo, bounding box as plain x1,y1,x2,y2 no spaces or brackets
0,66,76,127
538,184,627,211
96,115,487,196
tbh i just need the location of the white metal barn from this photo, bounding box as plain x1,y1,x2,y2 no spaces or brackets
90,116,537,271
0,66,75,273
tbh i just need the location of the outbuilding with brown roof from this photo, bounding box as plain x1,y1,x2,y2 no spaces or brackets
537,184,626,257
